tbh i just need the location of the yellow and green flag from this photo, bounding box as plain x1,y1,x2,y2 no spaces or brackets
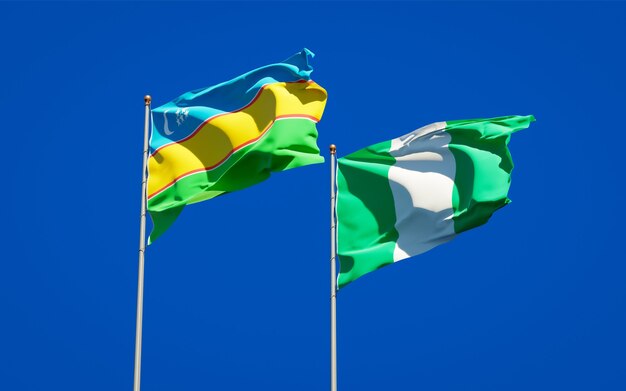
147,49,327,244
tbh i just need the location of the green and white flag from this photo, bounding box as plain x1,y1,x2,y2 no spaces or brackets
336,115,534,288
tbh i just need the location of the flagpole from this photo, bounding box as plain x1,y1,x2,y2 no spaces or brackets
330,144,338,391
133,95,151,391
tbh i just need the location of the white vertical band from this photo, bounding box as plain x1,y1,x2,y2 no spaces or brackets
388,122,457,262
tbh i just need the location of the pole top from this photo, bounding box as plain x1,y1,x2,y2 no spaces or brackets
330,144,336,154
144,95,151,105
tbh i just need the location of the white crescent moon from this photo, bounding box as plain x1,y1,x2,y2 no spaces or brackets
163,109,173,135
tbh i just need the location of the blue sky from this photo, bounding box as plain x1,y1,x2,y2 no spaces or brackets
1,2,625,390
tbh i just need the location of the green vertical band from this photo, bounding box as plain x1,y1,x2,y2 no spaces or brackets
447,115,535,233
336,140,398,289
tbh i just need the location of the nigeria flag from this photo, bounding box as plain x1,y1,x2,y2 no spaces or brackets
336,115,534,288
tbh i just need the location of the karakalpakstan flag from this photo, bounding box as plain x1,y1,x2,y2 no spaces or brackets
336,115,535,288
147,49,327,244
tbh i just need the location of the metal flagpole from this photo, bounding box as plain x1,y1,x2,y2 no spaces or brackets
133,95,151,391
330,144,338,391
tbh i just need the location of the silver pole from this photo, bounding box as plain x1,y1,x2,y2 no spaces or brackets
133,95,151,391
330,144,338,391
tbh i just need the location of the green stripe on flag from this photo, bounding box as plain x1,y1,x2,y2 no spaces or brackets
447,115,534,233
336,140,398,289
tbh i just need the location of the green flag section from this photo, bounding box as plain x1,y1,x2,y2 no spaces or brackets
336,115,535,288
147,49,327,244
